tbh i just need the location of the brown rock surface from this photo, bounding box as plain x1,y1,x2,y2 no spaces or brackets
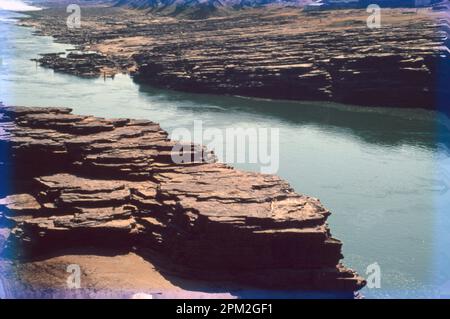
0,105,365,296
20,7,450,111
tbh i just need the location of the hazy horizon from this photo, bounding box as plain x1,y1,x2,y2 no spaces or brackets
0,0,40,11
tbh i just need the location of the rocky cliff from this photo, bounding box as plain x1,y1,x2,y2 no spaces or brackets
0,106,365,296
131,10,450,110
23,7,450,112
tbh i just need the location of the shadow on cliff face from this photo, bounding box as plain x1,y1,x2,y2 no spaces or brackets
2,247,355,299
2,237,359,298
136,83,449,150
0,106,364,299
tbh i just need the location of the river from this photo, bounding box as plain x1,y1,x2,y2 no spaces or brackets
1,7,450,298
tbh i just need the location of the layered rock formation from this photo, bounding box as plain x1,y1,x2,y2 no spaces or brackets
131,11,450,110
22,7,450,111
33,52,129,78
0,106,365,295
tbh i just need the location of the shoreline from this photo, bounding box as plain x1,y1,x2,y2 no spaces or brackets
8,10,447,120
14,4,450,112
0,4,448,300
0,105,365,298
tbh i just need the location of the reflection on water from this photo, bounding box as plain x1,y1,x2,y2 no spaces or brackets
1,10,450,298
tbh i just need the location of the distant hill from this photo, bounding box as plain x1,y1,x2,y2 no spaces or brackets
114,0,306,19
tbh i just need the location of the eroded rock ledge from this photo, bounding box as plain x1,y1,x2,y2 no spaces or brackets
0,106,365,295
22,7,450,111
131,13,450,110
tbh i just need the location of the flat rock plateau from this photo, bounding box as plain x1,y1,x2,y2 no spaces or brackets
20,5,450,111
0,106,365,298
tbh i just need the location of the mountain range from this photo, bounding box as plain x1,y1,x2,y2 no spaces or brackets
114,0,306,19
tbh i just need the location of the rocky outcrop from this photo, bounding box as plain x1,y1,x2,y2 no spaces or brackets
0,106,365,295
23,7,450,112
32,52,130,78
132,12,450,110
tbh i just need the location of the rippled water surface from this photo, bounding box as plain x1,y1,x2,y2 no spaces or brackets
1,9,449,298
